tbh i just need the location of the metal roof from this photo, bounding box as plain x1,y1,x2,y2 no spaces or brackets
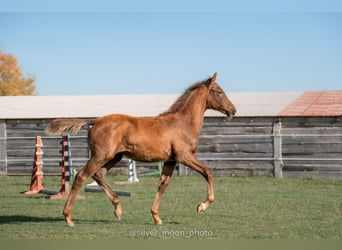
279,90,342,116
0,94,176,119
226,92,302,117
1,91,340,119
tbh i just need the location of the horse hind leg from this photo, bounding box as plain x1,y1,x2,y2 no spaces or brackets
151,160,177,225
91,154,123,220
63,157,106,227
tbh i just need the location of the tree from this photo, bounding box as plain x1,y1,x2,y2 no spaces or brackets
0,50,36,96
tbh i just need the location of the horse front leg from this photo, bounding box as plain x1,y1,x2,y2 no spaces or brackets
178,154,214,214
151,161,177,225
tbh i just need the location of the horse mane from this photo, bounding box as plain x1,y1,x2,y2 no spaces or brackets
159,76,212,116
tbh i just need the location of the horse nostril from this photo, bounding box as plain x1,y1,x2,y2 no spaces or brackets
233,107,237,115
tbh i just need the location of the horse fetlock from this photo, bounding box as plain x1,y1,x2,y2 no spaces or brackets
63,209,74,227
153,216,162,225
208,195,215,204
64,216,74,227
114,203,122,220
151,210,162,225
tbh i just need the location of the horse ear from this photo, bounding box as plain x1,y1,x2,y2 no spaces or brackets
207,72,217,88
211,72,217,83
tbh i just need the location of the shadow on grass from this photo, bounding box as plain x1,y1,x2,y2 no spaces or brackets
0,215,128,226
0,215,181,226
0,215,64,224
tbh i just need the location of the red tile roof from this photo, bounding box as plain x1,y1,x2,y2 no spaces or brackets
279,91,342,116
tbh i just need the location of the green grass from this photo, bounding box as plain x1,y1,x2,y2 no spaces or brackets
0,175,341,239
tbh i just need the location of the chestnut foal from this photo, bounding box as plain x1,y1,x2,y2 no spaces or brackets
45,73,236,226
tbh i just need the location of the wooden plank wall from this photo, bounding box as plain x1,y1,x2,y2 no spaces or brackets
1,117,341,179
4,119,90,174
2,119,155,175
198,117,274,176
281,117,342,179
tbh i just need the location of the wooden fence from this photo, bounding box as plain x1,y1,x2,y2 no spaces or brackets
1,116,342,179
197,116,342,179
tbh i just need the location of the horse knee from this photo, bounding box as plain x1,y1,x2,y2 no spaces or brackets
208,194,215,203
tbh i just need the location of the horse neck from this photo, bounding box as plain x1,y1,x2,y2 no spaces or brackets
176,87,208,134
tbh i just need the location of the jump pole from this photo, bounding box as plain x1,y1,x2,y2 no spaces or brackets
128,159,139,182
49,133,83,200
20,136,44,194
84,187,134,197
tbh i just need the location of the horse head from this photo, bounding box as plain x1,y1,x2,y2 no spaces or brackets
206,73,237,119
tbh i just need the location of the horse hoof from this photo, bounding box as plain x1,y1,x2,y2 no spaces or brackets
155,220,162,225
115,211,122,220
197,203,206,213
66,222,74,227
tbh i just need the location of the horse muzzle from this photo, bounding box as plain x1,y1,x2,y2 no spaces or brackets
225,108,236,119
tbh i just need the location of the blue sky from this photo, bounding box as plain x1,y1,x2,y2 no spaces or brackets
1,1,342,95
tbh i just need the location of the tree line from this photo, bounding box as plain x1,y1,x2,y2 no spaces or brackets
0,50,36,96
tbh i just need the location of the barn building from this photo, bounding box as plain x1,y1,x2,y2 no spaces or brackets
1,90,342,179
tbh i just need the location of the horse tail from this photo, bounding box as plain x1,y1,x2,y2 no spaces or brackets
45,118,92,135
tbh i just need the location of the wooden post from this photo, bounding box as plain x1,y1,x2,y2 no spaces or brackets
0,120,7,174
273,119,283,178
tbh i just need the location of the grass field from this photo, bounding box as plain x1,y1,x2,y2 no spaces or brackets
0,174,341,239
